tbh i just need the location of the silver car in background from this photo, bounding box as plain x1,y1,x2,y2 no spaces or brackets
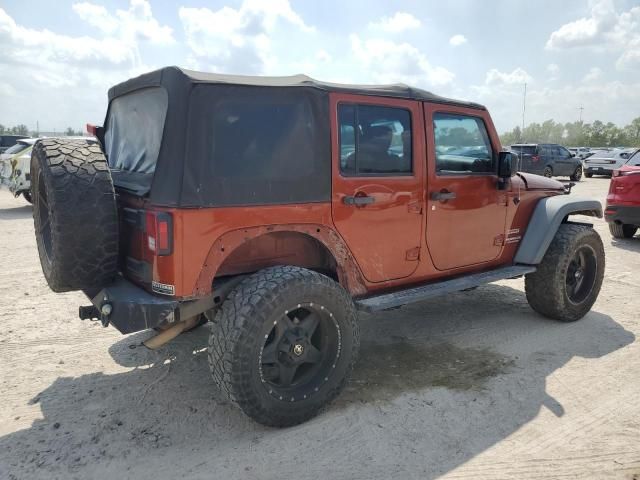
583,148,640,178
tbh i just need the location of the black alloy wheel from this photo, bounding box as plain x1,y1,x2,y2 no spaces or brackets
565,245,597,305
260,303,340,401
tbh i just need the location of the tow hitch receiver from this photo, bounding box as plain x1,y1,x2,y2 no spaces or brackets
79,305,100,320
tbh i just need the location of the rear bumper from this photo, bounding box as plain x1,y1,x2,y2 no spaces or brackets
83,276,215,334
585,165,614,174
605,205,640,226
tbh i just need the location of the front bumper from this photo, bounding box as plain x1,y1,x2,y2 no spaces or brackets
605,205,640,227
82,276,215,334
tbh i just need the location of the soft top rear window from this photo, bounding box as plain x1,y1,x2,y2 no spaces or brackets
105,87,168,181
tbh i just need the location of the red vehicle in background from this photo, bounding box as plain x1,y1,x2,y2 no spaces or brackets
606,150,640,238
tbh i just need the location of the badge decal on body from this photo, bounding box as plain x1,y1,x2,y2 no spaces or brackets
152,281,175,296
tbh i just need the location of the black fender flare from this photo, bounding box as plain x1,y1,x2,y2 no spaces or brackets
514,195,602,265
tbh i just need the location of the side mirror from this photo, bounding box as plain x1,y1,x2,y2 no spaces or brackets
498,151,519,178
571,153,576,157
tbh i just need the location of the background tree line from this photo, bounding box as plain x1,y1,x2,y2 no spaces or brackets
500,117,640,148
0,124,83,137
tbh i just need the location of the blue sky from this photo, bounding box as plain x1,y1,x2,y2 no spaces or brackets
1,0,639,133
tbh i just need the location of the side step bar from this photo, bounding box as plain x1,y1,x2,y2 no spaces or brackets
355,265,536,313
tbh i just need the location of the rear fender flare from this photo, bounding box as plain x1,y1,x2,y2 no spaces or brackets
514,195,602,265
192,224,368,297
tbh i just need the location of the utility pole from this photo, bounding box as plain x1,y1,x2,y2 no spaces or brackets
36,120,39,137
521,83,527,141
578,105,584,123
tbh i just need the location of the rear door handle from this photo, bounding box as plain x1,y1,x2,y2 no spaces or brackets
430,191,457,201
343,195,375,206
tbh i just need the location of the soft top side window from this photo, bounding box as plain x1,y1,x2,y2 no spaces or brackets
433,113,494,175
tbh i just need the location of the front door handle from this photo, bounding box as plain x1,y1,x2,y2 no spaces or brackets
343,195,375,206
430,190,457,201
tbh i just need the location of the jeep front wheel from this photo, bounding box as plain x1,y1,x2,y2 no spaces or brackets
525,224,604,322
208,266,359,427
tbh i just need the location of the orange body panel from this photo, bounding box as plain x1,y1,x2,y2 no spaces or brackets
120,98,556,301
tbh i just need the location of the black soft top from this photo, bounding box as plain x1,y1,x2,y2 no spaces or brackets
108,66,485,110
104,67,486,208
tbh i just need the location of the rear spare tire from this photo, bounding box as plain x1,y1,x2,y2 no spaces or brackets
31,138,118,292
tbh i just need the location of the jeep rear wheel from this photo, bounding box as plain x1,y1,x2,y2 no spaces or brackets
208,266,359,427
525,224,604,322
31,139,118,292
543,166,553,178
609,223,637,239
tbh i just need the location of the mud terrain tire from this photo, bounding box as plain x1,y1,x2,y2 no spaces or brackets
31,138,118,292
208,266,359,427
525,224,604,322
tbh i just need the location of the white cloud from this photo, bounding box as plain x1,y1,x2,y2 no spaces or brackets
350,34,454,87
546,17,600,49
316,49,332,63
449,34,467,46
546,63,560,75
72,0,174,45
72,3,120,34
369,12,421,33
583,67,602,82
0,2,170,130
469,73,640,132
179,0,314,74
485,67,532,86
546,0,640,70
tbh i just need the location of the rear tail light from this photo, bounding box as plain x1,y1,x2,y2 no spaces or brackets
86,123,97,135
613,169,640,177
145,211,173,256
531,155,539,162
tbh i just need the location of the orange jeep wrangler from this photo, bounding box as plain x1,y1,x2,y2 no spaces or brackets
31,67,604,427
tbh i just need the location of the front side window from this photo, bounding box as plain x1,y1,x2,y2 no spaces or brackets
339,104,412,176
559,147,572,159
433,113,494,174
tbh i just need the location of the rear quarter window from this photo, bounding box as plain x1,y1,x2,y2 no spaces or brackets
104,87,168,175
184,85,331,206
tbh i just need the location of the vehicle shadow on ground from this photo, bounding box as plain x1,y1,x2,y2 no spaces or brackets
0,204,32,221
0,284,634,479
610,236,640,254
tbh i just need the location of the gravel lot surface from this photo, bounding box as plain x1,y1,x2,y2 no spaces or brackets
1,177,639,480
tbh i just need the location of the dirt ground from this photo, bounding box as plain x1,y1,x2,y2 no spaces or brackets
1,177,639,480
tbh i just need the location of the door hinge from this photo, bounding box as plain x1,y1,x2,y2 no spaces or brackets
494,234,505,246
406,246,420,261
407,201,423,214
